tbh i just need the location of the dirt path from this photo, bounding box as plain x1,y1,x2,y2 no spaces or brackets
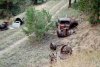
14,0,63,19
0,1,71,66
0,36,28,56
49,0,65,13
0,1,53,52
0,30,25,50
0,0,60,51
2,0,99,67
0,0,66,56
52,3,67,19
14,1,50,19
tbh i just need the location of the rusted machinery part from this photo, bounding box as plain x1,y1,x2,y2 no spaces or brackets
60,45,72,55
57,29,68,37
50,43,57,51
49,53,57,64
69,21,78,29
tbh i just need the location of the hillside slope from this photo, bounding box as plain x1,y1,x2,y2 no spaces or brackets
51,17,100,67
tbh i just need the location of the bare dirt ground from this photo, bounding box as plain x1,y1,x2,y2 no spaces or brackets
0,0,100,67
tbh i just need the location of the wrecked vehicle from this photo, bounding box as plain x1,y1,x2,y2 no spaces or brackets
56,18,78,37
0,22,9,31
34,0,47,4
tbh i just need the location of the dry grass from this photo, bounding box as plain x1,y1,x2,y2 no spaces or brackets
0,29,18,40
0,0,100,67
53,50,100,67
0,31,25,50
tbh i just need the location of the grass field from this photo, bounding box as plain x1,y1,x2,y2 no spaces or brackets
0,0,69,67
0,0,100,67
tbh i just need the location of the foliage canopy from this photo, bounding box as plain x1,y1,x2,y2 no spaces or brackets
75,0,100,24
0,0,27,18
23,7,52,41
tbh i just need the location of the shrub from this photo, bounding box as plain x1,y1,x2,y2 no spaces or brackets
23,7,52,41
10,5,21,16
72,0,100,24
89,15,96,24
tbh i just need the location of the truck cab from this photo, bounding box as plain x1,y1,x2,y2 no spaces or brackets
56,18,78,37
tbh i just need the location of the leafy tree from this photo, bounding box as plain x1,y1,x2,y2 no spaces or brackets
68,0,77,8
23,7,52,41
68,0,72,8
74,0,77,3
0,0,26,18
77,0,100,24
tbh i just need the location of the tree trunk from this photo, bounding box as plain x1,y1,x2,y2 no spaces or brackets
74,0,76,3
68,0,71,8
6,0,10,10
97,2,99,20
97,12,99,20
95,1,99,21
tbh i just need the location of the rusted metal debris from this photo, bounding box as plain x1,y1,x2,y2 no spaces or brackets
49,53,57,64
49,43,73,62
60,45,72,55
50,43,57,51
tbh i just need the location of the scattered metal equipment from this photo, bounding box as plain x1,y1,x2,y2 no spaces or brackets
50,42,64,51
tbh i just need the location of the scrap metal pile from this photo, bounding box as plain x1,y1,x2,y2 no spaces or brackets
49,17,78,65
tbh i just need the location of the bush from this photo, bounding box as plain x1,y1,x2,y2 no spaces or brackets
10,5,21,16
23,7,52,41
0,0,27,18
74,0,100,24
89,15,96,24
72,2,79,10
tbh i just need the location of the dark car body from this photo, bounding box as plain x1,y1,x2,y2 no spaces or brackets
34,0,47,4
56,18,78,37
